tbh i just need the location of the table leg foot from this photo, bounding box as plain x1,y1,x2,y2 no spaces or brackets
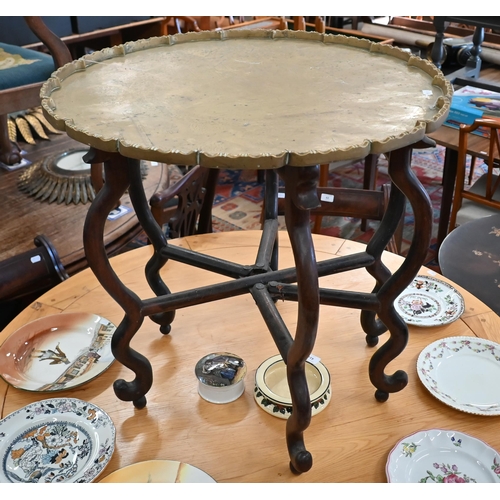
374,389,389,402
159,324,172,335
133,396,147,409
365,334,379,347
289,451,313,474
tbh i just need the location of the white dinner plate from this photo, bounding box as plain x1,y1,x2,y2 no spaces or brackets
0,397,115,483
417,336,500,415
386,429,500,483
0,312,116,392
394,275,464,326
99,460,216,483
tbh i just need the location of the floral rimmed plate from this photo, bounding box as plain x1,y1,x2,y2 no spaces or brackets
0,397,115,483
0,312,116,392
386,429,500,483
99,460,216,483
417,336,500,415
394,275,465,327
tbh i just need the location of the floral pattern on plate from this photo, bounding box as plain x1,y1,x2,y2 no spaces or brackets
0,398,115,483
386,429,500,483
417,336,500,415
0,312,116,392
394,275,465,327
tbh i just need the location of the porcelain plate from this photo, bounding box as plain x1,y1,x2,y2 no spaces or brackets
0,312,116,392
0,397,115,483
99,460,216,483
386,429,500,483
395,275,465,326
417,336,500,415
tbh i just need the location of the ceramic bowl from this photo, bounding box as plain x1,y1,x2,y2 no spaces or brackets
195,352,246,404
254,354,331,419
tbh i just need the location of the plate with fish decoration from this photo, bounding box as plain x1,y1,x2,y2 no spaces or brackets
394,275,465,327
99,460,216,483
386,429,500,483
417,336,500,415
0,397,115,483
0,312,116,392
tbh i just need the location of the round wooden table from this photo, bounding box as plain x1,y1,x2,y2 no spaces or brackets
2,231,499,483
439,213,500,315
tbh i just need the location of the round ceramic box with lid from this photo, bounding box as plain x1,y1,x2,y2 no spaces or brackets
195,352,247,404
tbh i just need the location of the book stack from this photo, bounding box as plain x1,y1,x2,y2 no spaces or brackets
444,85,500,138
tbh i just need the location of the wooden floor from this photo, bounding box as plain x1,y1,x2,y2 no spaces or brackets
0,133,169,276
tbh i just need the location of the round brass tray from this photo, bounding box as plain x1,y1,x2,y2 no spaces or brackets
41,29,452,169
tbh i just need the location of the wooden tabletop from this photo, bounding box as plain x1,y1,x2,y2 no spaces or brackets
1,230,500,483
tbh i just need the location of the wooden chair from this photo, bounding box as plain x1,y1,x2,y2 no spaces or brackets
448,118,500,232
0,234,69,329
271,182,403,254
288,17,380,233
149,165,219,239
0,16,72,165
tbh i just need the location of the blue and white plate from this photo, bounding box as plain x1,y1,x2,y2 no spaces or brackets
0,398,115,483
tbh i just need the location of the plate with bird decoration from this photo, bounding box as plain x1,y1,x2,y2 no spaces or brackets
0,312,116,392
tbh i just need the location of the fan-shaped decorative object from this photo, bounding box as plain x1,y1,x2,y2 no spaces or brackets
8,106,63,145
18,149,149,205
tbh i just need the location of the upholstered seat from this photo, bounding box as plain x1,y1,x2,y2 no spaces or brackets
0,17,71,165
0,43,56,90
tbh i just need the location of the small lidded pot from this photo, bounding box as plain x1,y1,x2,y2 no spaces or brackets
195,352,247,404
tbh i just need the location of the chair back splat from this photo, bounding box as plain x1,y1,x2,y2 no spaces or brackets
150,166,218,239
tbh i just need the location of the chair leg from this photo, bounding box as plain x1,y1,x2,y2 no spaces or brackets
312,163,330,234
360,153,379,231
467,155,476,185
0,114,22,166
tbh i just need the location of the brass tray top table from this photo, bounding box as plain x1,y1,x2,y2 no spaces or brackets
40,29,452,473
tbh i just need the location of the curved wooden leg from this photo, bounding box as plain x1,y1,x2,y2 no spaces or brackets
83,149,151,408
126,158,175,334
367,145,432,402
280,165,321,474
264,169,279,271
361,181,406,346
0,114,22,166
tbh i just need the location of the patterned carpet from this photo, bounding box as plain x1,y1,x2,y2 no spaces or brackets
210,146,485,269
132,145,486,271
